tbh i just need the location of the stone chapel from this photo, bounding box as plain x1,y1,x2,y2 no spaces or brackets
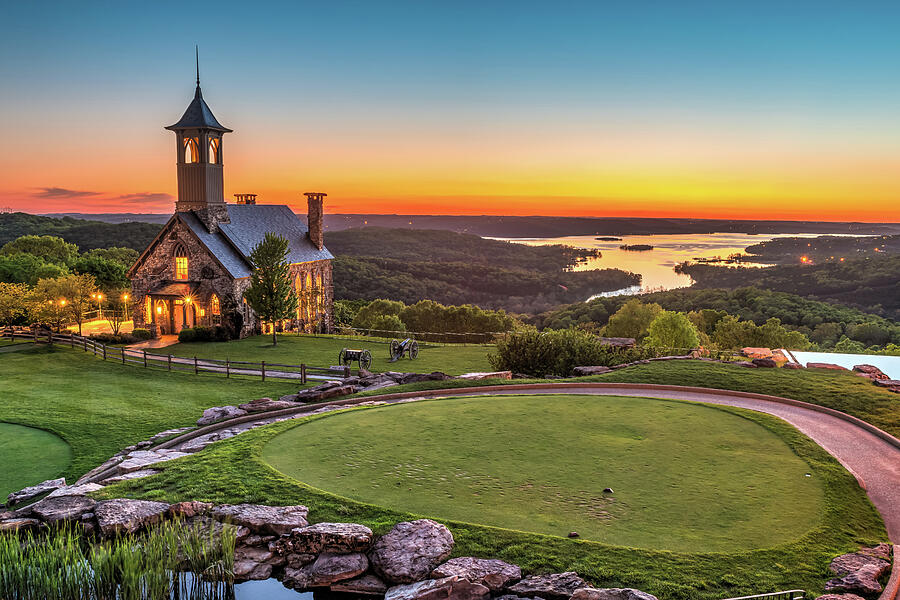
128,75,334,338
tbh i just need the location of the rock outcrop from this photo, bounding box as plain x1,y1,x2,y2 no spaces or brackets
6,477,65,506
507,572,588,600
30,495,96,523
369,519,455,584
275,522,374,554
431,557,522,592
211,503,309,536
384,576,490,600
284,552,369,588
94,499,170,536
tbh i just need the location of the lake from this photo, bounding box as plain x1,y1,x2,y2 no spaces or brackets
497,232,851,298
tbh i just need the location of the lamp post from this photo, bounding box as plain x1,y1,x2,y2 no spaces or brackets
122,293,129,322
58,298,67,332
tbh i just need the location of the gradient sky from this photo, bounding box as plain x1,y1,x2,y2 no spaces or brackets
1,1,898,219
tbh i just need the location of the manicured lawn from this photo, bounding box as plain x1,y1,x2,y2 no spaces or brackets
0,423,72,499
263,394,824,552
0,345,298,484
101,395,886,600
163,334,494,375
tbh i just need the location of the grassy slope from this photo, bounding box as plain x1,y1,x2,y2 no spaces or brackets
263,394,825,552
100,399,886,600
0,346,297,483
0,423,72,498
163,334,494,375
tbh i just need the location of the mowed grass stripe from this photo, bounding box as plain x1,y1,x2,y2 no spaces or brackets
263,394,825,552
0,423,72,498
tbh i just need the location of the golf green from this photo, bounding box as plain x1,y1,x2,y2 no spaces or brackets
0,423,72,500
264,394,826,552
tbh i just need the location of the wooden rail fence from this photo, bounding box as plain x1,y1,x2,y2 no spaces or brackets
1,327,348,383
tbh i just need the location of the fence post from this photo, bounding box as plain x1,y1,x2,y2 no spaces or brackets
226,358,230,378
143,350,147,368
194,356,198,375
261,360,266,382
121,348,126,364
301,363,307,385
102,344,106,360
70,335,75,348
83,337,87,352
168,354,172,372
344,365,350,378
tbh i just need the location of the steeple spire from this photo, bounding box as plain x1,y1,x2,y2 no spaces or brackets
195,46,201,98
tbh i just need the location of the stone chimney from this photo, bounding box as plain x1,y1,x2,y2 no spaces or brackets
234,193,257,205
304,192,326,250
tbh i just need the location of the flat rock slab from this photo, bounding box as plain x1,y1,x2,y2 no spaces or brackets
829,552,891,577
211,503,309,535
369,519,455,584
197,405,248,426
0,518,42,532
238,398,297,413
571,588,659,600
95,498,170,536
279,522,374,554
31,495,96,523
117,450,190,473
47,483,105,498
6,477,65,506
167,501,214,518
458,371,512,380
331,574,389,596
507,572,588,600
234,544,283,580
385,576,490,600
825,563,885,595
431,557,521,592
807,362,849,371
101,470,160,485
284,552,368,588
573,366,612,376
815,595,866,600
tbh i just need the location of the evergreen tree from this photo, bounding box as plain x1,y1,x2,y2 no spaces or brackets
243,233,298,346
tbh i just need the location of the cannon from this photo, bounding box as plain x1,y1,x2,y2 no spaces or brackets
389,338,419,362
338,347,372,370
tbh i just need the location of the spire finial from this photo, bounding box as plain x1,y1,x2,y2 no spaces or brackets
194,46,202,98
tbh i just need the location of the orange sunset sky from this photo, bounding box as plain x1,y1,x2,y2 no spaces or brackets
1,2,898,221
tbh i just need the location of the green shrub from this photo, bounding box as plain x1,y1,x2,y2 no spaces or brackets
131,328,152,340
178,328,197,343
489,326,656,377
177,326,231,343
644,311,700,352
89,332,138,345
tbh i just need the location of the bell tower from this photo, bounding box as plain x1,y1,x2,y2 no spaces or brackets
165,50,232,231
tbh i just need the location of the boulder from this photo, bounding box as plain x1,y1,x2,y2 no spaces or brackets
31,495,96,523
211,503,308,535
806,362,849,371
167,501,214,518
47,483,105,498
0,518,42,532
431,557,521,592
824,563,885,595
733,361,757,368
6,477,66,506
782,362,803,369
394,372,454,385
238,397,297,413
369,519,455,584
233,544,284,580
507,572,587,600
858,543,892,560
571,588,659,600
458,371,512,380
573,366,612,376
815,595,865,600
385,576,490,600
284,552,369,588
741,347,773,359
331,573,389,596
101,470,160,485
873,379,900,388
852,365,889,380
94,499,170,536
277,522,374,554
829,551,891,577
751,358,777,368
196,405,247,426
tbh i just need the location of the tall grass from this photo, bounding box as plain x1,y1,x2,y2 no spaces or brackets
0,519,237,600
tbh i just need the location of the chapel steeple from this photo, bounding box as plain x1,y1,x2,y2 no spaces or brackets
165,49,232,230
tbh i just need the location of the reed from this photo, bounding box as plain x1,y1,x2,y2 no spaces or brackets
0,519,238,600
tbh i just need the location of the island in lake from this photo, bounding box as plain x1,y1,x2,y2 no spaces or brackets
595,236,622,241
619,244,654,251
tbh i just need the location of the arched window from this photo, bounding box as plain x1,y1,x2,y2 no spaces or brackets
173,244,188,280
210,294,220,315
209,137,220,164
183,137,200,163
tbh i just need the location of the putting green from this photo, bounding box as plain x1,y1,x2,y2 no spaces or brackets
264,394,826,552
0,423,72,500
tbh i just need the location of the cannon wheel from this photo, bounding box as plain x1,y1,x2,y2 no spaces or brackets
339,348,352,366
389,339,401,359
360,350,372,370
409,340,419,359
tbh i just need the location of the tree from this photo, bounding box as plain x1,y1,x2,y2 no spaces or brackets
0,282,29,326
243,233,299,346
602,299,662,340
644,311,700,352
104,288,130,335
34,273,97,335
0,235,79,266
0,252,68,284
73,254,129,291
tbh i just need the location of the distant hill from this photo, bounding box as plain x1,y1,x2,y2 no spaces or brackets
41,212,900,237
0,212,161,251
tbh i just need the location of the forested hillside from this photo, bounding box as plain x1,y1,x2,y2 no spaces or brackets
0,213,160,251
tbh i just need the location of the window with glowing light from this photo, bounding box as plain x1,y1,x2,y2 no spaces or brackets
184,137,200,163
173,244,188,280
209,137,220,164
210,294,220,315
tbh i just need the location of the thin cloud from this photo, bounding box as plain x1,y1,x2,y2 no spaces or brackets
115,192,173,204
32,187,101,199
